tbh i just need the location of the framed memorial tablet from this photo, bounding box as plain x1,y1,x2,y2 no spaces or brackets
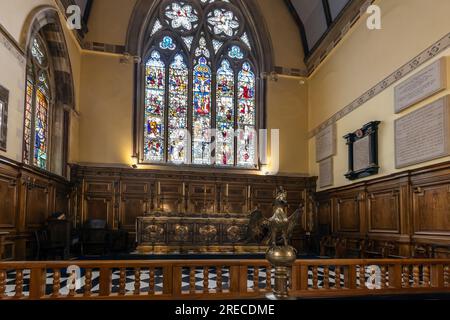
395,96,450,169
394,58,447,113
344,121,380,181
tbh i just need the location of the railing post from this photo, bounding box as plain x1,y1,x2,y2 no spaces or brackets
389,264,402,289
99,267,111,297
431,264,444,289
298,265,308,291
163,265,173,295
29,267,46,300
230,266,240,295
345,265,357,289
172,266,182,297
290,265,299,291
239,266,248,295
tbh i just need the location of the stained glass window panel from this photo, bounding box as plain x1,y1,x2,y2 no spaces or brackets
237,62,256,167
144,51,166,162
23,80,34,164
237,126,257,167
168,54,189,164
216,60,235,166
193,57,212,165
34,89,48,169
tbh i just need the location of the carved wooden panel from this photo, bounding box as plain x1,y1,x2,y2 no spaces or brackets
318,200,331,226
120,196,148,230
0,175,17,228
83,195,114,228
121,181,150,195
25,179,50,228
367,190,400,233
54,184,69,216
85,181,113,194
413,184,450,235
336,195,360,232
156,181,184,213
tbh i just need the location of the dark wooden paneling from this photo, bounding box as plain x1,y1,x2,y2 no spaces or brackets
84,195,114,228
318,161,450,258
336,195,359,233
367,190,400,233
413,184,450,235
0,174,17,228
120,196,148,231
71,165,317,252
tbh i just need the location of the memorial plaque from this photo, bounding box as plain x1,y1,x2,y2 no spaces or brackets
319,157,333,188
395,96,450,169
344,121,380,181
353,135,370,172
316,124,336,162
395,58,447,113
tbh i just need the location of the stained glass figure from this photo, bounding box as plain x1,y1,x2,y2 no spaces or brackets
195,36,210,58
168,54,189,164
144,51,166,162
23,80,33,165
216,60,235,166
193,57,212,165
165,2,199,31
182,36,194,50
228,45,244,59
151,20,163,36
207,8,240,37
237,62,256,167
31,37,46,66
160,36,176,50
34,89,48,168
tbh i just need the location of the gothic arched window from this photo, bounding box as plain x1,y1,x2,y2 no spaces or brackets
23,34,52,170
142,0,259,168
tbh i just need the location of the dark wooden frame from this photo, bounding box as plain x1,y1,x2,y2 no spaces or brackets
344,121,380,181
0,85,9,151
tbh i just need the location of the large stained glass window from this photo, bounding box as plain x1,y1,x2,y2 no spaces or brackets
23,34,51,170
143,0,259,168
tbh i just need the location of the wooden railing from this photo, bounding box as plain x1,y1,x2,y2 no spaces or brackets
0,259,449,300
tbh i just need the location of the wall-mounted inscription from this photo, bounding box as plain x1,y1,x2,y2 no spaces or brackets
395,96,450,169
395,58,447,113
316,124,336,162
0,85,9,152
344,121,380,181
319,157,333,188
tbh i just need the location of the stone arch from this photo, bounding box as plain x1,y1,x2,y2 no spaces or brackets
20,5,75,176
21,5,75,109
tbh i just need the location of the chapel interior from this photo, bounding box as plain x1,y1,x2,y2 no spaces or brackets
0,0,450,300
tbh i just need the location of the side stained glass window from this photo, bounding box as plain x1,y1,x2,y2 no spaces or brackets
168,54,189,164
237,62,256,167
192,57,212,165
143,0,259,169
144,51,166,162
216,60,234,166
23,34,51,170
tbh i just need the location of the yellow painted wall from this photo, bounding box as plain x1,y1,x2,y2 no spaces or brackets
78,52,133,165
308,0,450,190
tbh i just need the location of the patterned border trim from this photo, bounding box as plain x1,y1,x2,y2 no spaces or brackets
308,32,450,138
0,24,25,64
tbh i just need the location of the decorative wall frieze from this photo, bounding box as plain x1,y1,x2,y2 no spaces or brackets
0,24,25,65
309,32,450,138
